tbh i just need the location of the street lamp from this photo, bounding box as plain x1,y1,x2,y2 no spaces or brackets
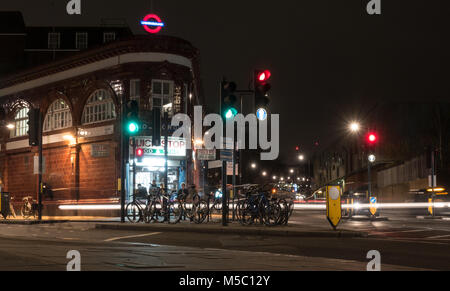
349,121,361,133
298,155,305,161
251,163,257,169
262,171,267,177
272,176,277,180
290,169,294,174
6,123,15,130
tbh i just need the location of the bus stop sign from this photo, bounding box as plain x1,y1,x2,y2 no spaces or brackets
326,186,342,230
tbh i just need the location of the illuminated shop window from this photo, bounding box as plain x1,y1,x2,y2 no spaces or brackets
152,79,173,116
43,99,73,132
11,107,29,138
81,89,117,125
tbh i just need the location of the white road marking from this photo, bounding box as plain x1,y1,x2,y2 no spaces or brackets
104,232,162,242
425,234,450,240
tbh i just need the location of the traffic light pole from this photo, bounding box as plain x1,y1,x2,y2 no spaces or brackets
132,137,136,203
120,95,127,223
431,149,436,217
37,110,43,221
368,160,372,198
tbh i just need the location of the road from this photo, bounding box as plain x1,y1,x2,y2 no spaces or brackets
0,210,448,271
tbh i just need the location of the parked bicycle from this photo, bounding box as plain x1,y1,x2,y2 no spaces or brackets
21,196,40,219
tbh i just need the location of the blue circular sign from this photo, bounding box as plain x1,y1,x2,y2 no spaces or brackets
256,108,268,121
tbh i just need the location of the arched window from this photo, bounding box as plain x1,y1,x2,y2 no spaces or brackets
11,107,29,138
43,99,73,132
81,89,116,125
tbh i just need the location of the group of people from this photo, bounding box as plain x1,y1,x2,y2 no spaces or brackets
135,181,191,201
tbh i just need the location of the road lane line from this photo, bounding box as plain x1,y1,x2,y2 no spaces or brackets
104,232,162,242
425,234,450,240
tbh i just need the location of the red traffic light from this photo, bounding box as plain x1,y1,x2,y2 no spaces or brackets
257,70,271,83
366,133,378,144
136,148,144,157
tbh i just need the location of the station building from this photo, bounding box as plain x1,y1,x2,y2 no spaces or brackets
0,12,202,216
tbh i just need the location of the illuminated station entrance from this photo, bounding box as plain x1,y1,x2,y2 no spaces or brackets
128,137,187,199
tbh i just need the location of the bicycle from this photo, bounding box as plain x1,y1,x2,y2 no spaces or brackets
237,186,282,226
21,196,40,220
125,192,152,223
146,190,182,224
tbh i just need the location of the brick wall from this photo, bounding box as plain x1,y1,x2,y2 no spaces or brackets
4,151,36,200
78,142,118,200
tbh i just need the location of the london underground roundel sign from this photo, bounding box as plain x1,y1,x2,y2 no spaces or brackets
141,14,165,34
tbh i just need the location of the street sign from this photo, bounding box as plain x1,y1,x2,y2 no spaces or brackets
369,197,378,216
220,150,233,162
428,198,433,216
197,149,216,161
326,186,342,229
227,163,239,176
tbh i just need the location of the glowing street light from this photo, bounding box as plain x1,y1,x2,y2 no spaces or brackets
262,171,267,177
6,123,15,130
251,163,257,169
298,155,305,161
349,122,361,133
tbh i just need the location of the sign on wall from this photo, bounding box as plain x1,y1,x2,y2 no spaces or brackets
132,137,186,157
197,149,216,161
91,144,110,158
140,14,165,34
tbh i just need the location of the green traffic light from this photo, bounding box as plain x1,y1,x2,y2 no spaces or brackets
224,108,238,119
127,122,139,134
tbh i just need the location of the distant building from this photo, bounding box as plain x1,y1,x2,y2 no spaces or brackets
312,102,450,202
0,12,203,216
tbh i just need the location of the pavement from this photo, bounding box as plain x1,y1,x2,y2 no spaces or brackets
95,221,366,238
0,210,447,271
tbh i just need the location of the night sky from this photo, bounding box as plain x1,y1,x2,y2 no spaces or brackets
1,0,449,163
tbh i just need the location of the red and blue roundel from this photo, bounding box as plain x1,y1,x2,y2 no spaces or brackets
141,14,165,34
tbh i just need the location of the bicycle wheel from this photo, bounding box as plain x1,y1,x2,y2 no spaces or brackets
168,202,182,224
193,200,208,224
263,202,282,226
239,200,256,225
277,199,290,225
212,199,223,214
125,202,143,223
150,201,165,223
143,203,154,223
182,200,195,220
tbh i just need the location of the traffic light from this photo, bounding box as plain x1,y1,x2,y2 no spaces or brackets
136,148,144,163
254,69,272,121
366,132,378,146
221,81,238,120
365,132,378,155
152,108,161,147
27,108,40,146
125,100,140,135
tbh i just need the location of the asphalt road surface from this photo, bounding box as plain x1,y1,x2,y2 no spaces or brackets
0,210,448,271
